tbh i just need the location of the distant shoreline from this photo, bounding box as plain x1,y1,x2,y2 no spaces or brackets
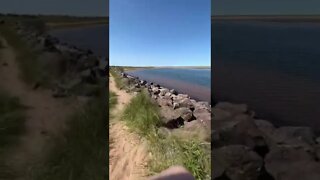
118,66,211,72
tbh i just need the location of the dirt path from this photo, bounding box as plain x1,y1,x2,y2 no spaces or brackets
0,36,74,179
109,75,149,180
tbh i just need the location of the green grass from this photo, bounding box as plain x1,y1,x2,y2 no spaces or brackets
109,91,118,110
109,67,125,89
122,90,211,180
32,83,108,180
0,90,26,179
0,25,44,84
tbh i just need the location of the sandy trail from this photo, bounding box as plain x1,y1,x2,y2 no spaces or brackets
0,36,74,179
109,75,149,180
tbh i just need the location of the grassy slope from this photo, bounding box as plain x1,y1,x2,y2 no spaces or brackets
32,82,109,180
0,91,26,179
122,90,211,179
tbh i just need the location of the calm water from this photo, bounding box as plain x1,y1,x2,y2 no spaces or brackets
128,68,211,103
49,25,109,58
213,20,320,132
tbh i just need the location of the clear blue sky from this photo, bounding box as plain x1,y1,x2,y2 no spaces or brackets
110,0,211,66
212,0,320,15
0,0,108,16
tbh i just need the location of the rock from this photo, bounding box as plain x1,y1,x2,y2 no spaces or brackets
316,137,320,144
315,145,320,160
2,62,8,66
164,92,172,98
213,114,266,149
265,145,320,180
178,120,211,141
264,126,316,150
169,89,178,95
212,108,232,121
176,98,194,109
194,101,211,110
173,102,179,109
159,106,184,128
277,126,315,145
215,102,248,115
140,80,147,85
159,88,169,96
152,87,160,95
193,108,211,119
176,107,193,122
254,119,275,136
52,88,68,98
213,145,263,180
177,94,189,99
157,96,172,107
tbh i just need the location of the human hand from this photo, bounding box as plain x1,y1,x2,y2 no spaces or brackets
149,166,195,180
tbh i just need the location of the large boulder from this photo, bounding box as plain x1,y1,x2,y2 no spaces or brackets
265,145,320,180
213,114,266,150
262,126,315,151
157,96,172,107
159,106,184,128
159,106,193,128
213,145,263,180
172,120,211,142
175,98,194,109
212,107,233,121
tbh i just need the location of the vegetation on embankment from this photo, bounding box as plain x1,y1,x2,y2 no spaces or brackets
0,24,44,85
122,90,211,180
0,91,26,178
110,67,125,89
32,82,109,180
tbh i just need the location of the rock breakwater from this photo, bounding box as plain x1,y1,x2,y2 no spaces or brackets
212,102,320,180
13,21,108,98
119,72,212,141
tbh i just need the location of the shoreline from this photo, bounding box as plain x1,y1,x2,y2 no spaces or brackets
125,70,211,103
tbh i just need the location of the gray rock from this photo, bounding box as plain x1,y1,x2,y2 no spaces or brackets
159,106,184,128
265,145,320,180
169,89,178,95
176,98,194,109
277,126,315,145
151,87,160,95
213,145,263,180
213,114,265,149
159,88,169,96
176,107,193,122
173,102,179,109
212,108,232,121
254,119,275,136
157,96,172,107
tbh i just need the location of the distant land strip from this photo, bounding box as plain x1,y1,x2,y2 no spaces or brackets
46,20,108,29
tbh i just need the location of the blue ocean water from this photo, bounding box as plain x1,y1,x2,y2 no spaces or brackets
129,68,211,88
49,24,109,58
213,20,320,131
129,68,211,102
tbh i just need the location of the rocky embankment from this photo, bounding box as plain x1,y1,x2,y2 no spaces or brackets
212,102,320,180
119,72,212,141
13,22,108,98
